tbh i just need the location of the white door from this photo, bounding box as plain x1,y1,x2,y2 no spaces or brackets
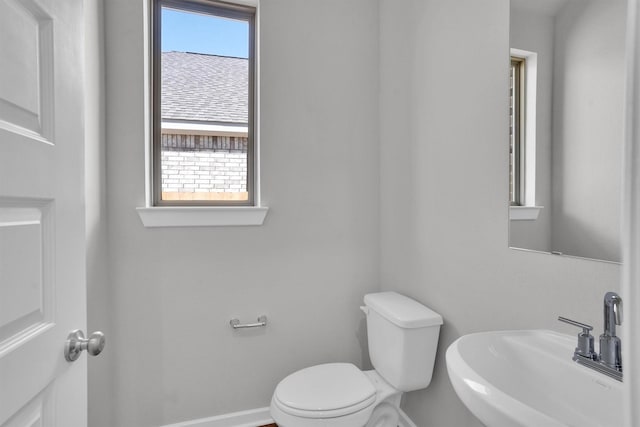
0,0,88,426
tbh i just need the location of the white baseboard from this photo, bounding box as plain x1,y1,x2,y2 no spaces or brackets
160,406,417,427
399,408,418,427
160,407,273,427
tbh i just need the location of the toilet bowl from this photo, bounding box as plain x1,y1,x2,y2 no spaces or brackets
270,292,443,427
271,363,400,427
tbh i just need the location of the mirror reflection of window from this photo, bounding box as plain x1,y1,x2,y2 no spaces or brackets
510,57,525,206
508,0,625,263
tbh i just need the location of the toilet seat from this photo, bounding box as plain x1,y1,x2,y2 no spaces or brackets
273,363,377,418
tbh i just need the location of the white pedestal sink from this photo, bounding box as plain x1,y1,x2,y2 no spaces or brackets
446,330,622,427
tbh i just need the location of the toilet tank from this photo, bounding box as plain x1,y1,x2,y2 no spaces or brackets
363,292,443,392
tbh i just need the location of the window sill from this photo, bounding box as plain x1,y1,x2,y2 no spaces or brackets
136,206,269,227
510,206,543,221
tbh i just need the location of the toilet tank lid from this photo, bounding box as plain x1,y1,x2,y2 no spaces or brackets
364,292,443,328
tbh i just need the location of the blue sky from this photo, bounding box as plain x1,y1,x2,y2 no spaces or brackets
161,8,249,58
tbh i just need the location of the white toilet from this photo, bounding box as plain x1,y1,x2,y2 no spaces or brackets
270,291,443,427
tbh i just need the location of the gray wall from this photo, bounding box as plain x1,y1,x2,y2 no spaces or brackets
378,0,620,426
103,0,379,426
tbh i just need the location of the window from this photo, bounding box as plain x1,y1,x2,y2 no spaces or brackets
152,0,256,206
508,49,542,221
509,56,525,206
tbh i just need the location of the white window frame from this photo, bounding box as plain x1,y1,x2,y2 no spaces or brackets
137,0,268,227
509,48,543,221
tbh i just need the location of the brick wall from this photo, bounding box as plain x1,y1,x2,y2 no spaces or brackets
160,134,248,194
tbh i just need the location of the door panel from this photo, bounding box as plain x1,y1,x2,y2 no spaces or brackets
0,0,87,425
0,206,46,333
3,385,53,427
0,0,53,141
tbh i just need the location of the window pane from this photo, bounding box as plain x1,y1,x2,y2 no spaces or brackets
160,6,250,202
509,58,523,206
509,62,516,204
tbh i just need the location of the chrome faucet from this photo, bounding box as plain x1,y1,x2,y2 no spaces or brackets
600,291,622,370
558,291,623,381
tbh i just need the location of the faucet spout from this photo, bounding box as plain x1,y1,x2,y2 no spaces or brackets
603,291,622,336
600,292,622,370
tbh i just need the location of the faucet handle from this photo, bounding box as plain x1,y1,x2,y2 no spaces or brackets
558,316,597,360
558,316,593,333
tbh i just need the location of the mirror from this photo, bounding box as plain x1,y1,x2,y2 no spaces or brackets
508,0,626,263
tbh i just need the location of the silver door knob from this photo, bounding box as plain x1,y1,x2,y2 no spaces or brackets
64,329,106,362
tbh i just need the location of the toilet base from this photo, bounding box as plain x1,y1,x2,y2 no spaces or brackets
363,371,402,427
365,402,400,427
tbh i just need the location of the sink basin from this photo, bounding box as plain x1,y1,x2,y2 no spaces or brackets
446,330,622,427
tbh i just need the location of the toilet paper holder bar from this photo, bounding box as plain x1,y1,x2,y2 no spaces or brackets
230,315,268,329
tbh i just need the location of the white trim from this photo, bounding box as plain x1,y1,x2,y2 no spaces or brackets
157,406,417,427
399,408,418,427
143,0,152,206
226,0,258,6
622,0,640,426
138,0,265,228
159,407,272,427
509,205,543,220
253,1,261,207
162,121,248,137
511,48,538,207
144,0,262,209
136,206,268,227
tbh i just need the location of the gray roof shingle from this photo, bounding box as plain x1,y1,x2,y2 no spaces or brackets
161,51,248,124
